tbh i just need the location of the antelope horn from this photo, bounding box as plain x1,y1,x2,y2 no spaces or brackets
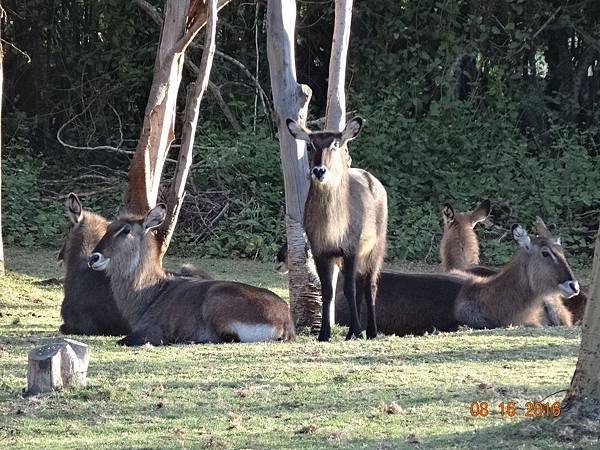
534,216,552,238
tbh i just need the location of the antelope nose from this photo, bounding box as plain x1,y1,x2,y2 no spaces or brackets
88,253,101,268
569,280,580,295
312,167,326,179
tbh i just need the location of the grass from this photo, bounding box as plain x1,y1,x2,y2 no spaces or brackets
0,247,592,449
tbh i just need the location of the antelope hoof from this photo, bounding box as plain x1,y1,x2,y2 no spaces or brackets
345,329,364,340
118,333,148,347
317,329,331,342
366,327,377,339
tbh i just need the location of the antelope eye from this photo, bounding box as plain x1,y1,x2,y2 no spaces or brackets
542,250,551,258
120,225,131,236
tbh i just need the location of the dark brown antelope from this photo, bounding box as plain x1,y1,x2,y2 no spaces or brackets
334,270,465,335
59,193,213,336
88,204,296,345
454,224,580,329
59,193,130,336
440,199,491,273
286,117,388,341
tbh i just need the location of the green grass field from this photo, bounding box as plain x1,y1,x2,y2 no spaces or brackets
0,247,591,449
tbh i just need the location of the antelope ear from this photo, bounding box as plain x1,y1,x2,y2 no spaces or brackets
65,193,83,224
341,117,364,144
442,203,455,223
512,224,531,250
471,199,491,225
143,204,167,232
285,118,311,143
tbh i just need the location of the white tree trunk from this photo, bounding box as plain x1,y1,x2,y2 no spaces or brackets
325,0,353,131
563,222,600,417
322,0,354,322
0,6,4,277
267,0,323,330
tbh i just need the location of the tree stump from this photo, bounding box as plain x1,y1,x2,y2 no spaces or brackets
26,339,89,394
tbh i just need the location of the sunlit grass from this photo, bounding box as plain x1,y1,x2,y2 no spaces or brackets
0,247,586,448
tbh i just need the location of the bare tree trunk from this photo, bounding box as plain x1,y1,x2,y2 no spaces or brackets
321,0,354,323
563,222,600,420
125,0,231,216
0,5,4,277
157,0,218,256
125,0,190,215
267,0,322,330
325,0,353,131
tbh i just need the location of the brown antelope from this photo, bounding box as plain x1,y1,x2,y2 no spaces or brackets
533,217,587,325
441,203,576,326
454,224,580,329
286,117,388,341
440,200,491,272
334,270,465,335
59,193,130,336
59,193,213,336
88,204,296,345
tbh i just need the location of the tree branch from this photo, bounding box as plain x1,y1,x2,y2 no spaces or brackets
157,0,219,255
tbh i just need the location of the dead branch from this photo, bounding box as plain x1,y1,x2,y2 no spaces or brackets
185,55,242,131
157,0,219,255
137,0,269,121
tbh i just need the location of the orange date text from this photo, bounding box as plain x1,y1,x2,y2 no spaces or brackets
469,401,561,417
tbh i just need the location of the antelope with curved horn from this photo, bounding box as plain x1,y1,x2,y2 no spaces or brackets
534,217,587,325
454,223,580,329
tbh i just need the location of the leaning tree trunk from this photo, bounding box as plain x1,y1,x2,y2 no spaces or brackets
267,0,322,330
0,5,4,277
562,222,600,420
125,0,230,217
157,0,218,255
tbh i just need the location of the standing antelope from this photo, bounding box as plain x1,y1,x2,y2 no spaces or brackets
88,204,296,345
286,117,388,341
59,193,130,336
454,223,580,329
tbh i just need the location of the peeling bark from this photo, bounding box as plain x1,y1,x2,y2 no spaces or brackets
157,0,219,257
563,222,600,420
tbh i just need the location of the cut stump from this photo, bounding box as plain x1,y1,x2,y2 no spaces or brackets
26,339,90,395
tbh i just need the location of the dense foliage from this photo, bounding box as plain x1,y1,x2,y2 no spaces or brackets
2,0,600,265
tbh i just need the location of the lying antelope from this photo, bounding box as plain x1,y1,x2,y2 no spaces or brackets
440,199,492,273
441,203,582,326
88,204,296,345
454,224,580,329
59,194,213,336
59,193,130,336
286,117,388,341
